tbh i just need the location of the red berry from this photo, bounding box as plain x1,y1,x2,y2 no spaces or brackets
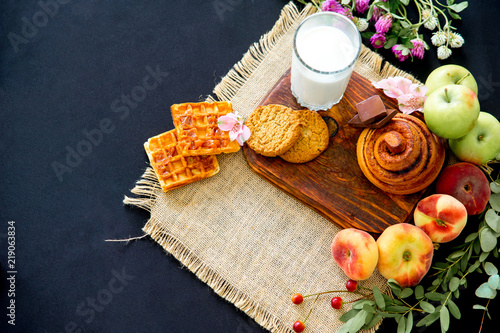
331,296,343,309
291,293,304,305
293,320,305,332
346,280,358,292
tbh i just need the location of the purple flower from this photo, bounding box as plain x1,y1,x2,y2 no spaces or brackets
321,0,343,12
370,6,382,22
370,33,386,49
375,14,392,34
356,0,370,14
392,44,409,62
410,38,426,60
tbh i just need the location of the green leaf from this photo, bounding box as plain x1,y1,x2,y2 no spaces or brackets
479,251,490,262
490,193,500,211
469,260,481,273
399,0,410,6
366,4,375,21
426,292,445,301
440,306,450,333
385,305,410,312
400,288,413,299
384,36,399,49
363,312,374,327
475,282,497,299
388,279,401,290
448,2,468,12
364,314,382,329
480,227,498,252
465,232,478,243
397,316,406,333
460,255,469,272
405,312,413,333
474,238,482,255
415,285,425,299
341,0,350,5
449,250,465,259
448,8,462,20
339,308,360,322
447,299,461,319
484,261,498,275
473,304,487,311
416,311,440,327
377,311,401,318
373,286,386,311
488,274,500,290
420,300,435,313
349,310,368,333
491,181,500,194
449,277,460,292
363,303,377,314
485,209,500,233
352,299,375,309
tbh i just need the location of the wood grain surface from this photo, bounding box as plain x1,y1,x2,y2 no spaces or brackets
243,69,435,235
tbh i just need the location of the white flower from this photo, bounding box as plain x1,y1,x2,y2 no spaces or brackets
449,32,464,48
437,45,452,60
422,9,438,30
431,31,447,47
352,17,369,32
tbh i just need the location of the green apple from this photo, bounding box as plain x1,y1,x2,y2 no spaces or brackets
425,64,478,95
449,112,500,165
424,84,480,139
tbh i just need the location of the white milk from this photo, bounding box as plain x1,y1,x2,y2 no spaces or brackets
291,25,357,110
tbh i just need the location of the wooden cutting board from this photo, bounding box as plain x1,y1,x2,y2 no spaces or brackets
243,69,432,235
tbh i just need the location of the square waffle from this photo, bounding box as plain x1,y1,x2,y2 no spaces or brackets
144,130,220,192
170,101,241,156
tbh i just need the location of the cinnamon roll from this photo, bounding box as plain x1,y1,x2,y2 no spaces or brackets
357,113,446,195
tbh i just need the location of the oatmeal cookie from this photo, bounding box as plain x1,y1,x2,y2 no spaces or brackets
280,109,329,163
245,104,302,157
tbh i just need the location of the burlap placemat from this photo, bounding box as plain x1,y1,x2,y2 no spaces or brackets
124,3,421,332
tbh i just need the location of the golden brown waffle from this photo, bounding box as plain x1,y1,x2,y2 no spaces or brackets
144,130,220,192
171,101,241,156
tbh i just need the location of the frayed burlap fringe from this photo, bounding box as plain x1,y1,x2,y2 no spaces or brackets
122,2,419,332
142,222,291,333
123,167,160,212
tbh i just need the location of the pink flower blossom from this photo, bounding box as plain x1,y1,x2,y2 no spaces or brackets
321,0,343,12
391,44,409,62
375,14,392,34
410,38,426,60
217,112,251,146
373,77,428,114
370,6,382,22
356,0,370,14
370,33,386,49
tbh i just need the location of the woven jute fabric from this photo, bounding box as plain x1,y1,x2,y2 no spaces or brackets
124,3,420,332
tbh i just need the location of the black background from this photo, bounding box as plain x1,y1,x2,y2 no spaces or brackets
1,1,499,332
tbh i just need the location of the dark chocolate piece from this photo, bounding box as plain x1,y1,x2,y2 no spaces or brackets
356,95,386,123
370,109,398,128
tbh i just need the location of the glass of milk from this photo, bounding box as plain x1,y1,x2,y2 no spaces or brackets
291,12,361,111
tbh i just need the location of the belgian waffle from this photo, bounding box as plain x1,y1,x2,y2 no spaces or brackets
171,101,241,156
144,130,220,192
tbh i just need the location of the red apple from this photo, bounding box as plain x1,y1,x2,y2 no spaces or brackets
435,162,491,215
414,194,468,243
376,223,434,287
331,228,379,281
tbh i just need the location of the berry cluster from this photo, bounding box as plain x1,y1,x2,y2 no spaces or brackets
291,280,368,332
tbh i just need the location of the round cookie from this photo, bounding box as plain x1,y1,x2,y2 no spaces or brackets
245,104,302,157
280,109,329,163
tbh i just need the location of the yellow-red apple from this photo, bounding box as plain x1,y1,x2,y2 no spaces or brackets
377,223,434,288
331,228,378,281
435,162,491,215
414,194,468,243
